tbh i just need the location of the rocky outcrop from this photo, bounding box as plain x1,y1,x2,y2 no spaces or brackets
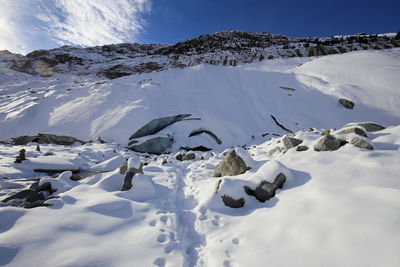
338,98,355,109
282,136,303,149
128,135,174,155
214,150,248,177
129,114,192,140
12,133,84,146
349,137,374,150
244,173,286,202
314,134,342,151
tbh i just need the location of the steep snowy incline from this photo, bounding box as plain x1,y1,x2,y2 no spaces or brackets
1,49,400,152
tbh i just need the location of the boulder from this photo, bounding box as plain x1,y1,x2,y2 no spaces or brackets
345,122,386,132
128,135,174,155
314,134,342,151
221,195,245,208
349,137,374,150
214,150,247,177
336,127,367,137
175,153,184,161
282,136,303,149
338,98,355,109
244,173,286,202
121,163,144,191
182,153,195,161
296,145,309,152
129,114,192,140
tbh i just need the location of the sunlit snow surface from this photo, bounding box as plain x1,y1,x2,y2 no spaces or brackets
0,49,400,267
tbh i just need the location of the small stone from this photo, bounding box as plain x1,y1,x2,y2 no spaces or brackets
175,153,184,161
70,174,82,181
296,145,309,151
338,98,355,109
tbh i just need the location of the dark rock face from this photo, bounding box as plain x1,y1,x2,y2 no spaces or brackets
12,133,83,146
175,153,184,161
221,195,245,208
282,136,303,149
128,136,174,155
214,150,248,177
244,173,286,202
349,137,374,150
180,146,212,152
121,163,144,191
129,114,192,140
14,149,26,163
188,128,222,144
2,181,56,208
338,98,355,109
336,127,368,137
314,134,342,151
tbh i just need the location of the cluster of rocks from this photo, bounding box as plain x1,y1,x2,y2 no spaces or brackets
12,133,85,146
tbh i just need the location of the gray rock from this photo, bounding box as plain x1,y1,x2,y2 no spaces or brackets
336,127,367,137
121,163,144,191
129,114,192,140
70,174,82,181
182,153,195,161
128,135,174,155
214,150,247,177
282,136,303,149
296,145,309,151
314,134,342,151
175,153,184,161
349,137,374,150
338,98,355,109
345,122,386,132
221,195,245,208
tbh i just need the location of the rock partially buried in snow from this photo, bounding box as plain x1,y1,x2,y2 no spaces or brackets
338,98,355,109
282,136,303,149
182,153,196,161
344,122,386,132
121,159,144,191
244,173,286,202
296,145,309,152
214,150,248,177
349,137,374,150
314,134,342,151
221,195,245,208
336,127,368,138
12,133,84,146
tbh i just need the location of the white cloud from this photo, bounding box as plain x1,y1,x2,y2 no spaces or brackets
0,0,151,55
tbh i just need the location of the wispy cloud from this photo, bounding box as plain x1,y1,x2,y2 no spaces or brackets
0,0,151,55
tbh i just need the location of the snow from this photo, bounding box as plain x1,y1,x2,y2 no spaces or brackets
0,49,400,267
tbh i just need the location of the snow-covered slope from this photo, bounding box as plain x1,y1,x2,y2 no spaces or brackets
1,49,400,151
0,47,400,267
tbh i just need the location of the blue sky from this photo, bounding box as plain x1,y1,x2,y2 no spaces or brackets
0,0,398,54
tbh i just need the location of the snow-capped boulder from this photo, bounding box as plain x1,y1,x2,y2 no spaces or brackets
244,173,286,202
121,159,144,191
314,134,342,151
214,150,248,177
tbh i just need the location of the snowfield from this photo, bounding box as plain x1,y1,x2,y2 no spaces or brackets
1,49,400,267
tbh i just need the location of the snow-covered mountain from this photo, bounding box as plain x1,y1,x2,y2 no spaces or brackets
0,32,400,267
